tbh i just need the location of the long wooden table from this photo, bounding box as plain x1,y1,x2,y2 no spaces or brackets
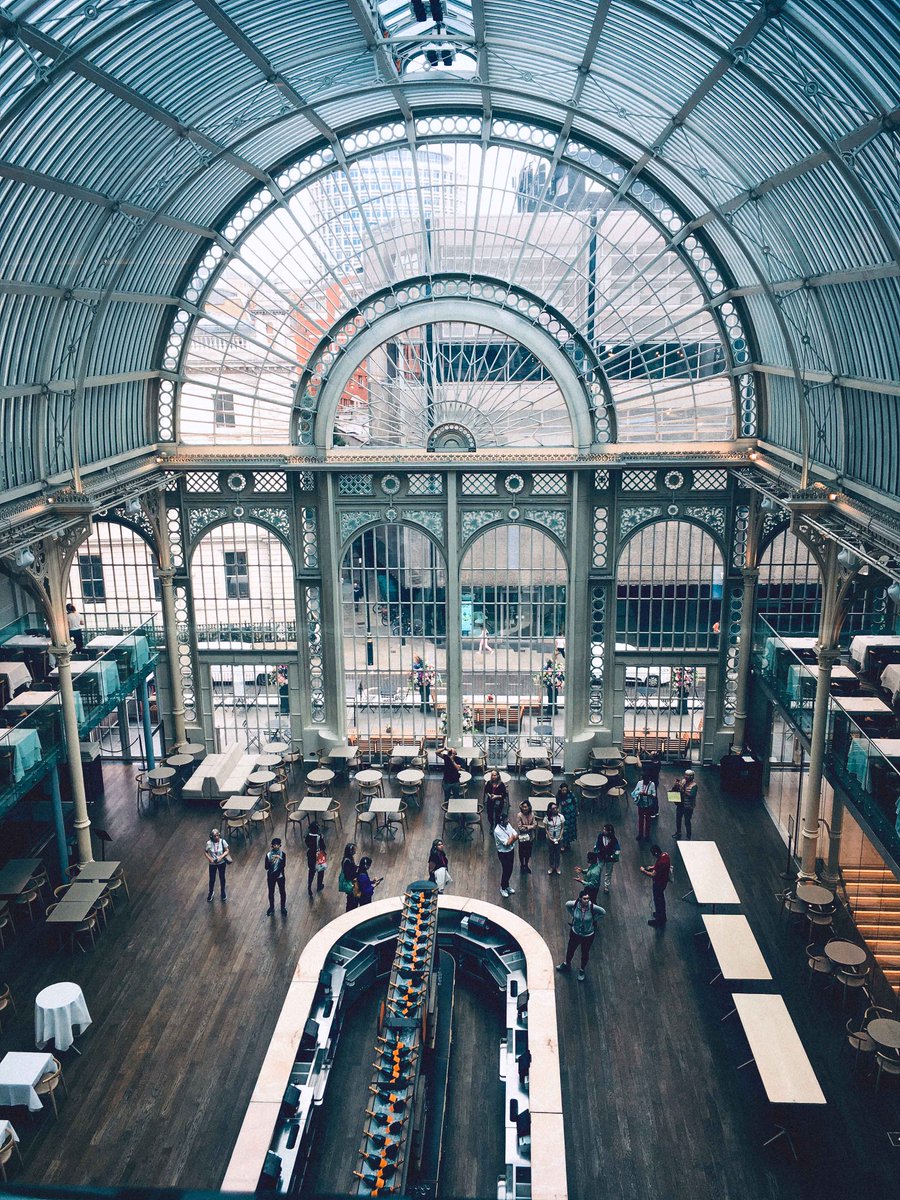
0,858,41,899
732,993,826,1106
703,914,771,986
678,841,740,907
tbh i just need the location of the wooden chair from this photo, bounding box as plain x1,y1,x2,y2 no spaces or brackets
464,805,486,843
605,786,626,814
354,799,377,844
321,798,344,836
225,813,251,841
399,780,422,811
35,1057,67,1117
65,864,82,881
844,1017,876,1068
70,912,98,954
251,801,274,837
0,982,16,1033
150,784,173,811
0,907,13,950
90,893,112,930
105,866,130,906
14,884,42,923
805,943,833,990
135,772,151,813
27,866,51,901
875,1048,900,1091
385,801,409,842
833,963,870,1010
268,780,287,810
0,1125,23,1180
285,799,308,838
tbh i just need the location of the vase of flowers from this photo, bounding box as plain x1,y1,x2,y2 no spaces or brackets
536,660,565,715
410,655,436,712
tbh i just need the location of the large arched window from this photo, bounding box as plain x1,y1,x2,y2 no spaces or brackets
341,524,447,751
67,520,160,633
173,134,746,448
189,522,297,750
460,524,566,761
757,529,820,634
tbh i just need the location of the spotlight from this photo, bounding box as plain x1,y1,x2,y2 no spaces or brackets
887,581,900,606
827,491,839,502
759,496,774,511
125,497,142,516
748,450,760,461
14,547,35,568
837,548,859,570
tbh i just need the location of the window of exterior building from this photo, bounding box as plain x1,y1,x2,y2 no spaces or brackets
78,554,106,602
214,392,236,427
224,550,250,599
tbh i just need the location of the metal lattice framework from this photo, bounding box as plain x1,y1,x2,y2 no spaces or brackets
0,0,898,504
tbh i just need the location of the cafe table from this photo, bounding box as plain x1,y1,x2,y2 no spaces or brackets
248,770,275,789
298,794,335,814
483,770,512,786
391,744,421,760
447,796,480,840
0,661,32,692
356,769,383,787
526,768,554,788
577,773,608,790
85,632,151,670
0,858,42,900
702,914,771,985
262,741,290,755
866,1017,900,1052
0,1051,56,1112
178,741,206,756
369,796,402,840
823,940,866,969
61,881,107,907
397,768,424,786
50,657,120,701
147,766,175,785
0,727,42,781
166,753,194,770
35,982,92,1054
222,795,261,816
678,841,740,908
3,688,85,724
307,768,335,787
322,745,358,760
795,882,834,908
71,860,120,882
46,897,100,924
256,754,282,769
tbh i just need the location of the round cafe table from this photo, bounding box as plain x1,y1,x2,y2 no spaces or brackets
577,773,608,790
823,940,867,969
166,754,193,769
263,741,290,755
307,768,335,786
35,982,92,1054
255,754,282,768
397,769,424,785
248,770,275,787
795,882,834,907
483,770,512,786
526,768,554,787
867,1018,900,1051
356,769,382,785
148,766,175,784
178,742,205,757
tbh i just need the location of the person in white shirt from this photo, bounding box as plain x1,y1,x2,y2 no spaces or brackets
544,802,564,875
66,603,84,652
493,810,518,897
205,828,229,902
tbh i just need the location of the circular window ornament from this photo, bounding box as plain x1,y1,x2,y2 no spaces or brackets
504,474,525,495
226,472,248,493
380,474,401,496
427,422,476,453
508,507,520,521
663,470,684,491
667,503,679,517
233,505,245,518
385,507,398,522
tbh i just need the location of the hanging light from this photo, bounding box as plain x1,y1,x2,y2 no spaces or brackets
837,548,859,571
759,496,775,511
125,496,142,516
887,581,900,606
14,547,35,569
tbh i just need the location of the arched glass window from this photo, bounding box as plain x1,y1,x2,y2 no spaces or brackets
757,529,820,634
189,522,296,750
67,520,160,632
341,524,447,752
460,524,566,761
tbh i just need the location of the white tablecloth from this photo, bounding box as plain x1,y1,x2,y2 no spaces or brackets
35,981,92,1052
881,662,900,703
849,635,900,668
0,1051,55,1111
0,661,32,692
0,1118,19,1145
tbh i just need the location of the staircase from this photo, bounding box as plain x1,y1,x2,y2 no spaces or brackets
843,866,900,996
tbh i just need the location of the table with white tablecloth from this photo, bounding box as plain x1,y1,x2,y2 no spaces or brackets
848,635,900,671
0,661,32,693
86,633,151,671
1,688,85,724
35,982,92,1053
50,657,121,701
881,662,900,703
0,1051,55,1112
0,727,42,781
845,737,900,789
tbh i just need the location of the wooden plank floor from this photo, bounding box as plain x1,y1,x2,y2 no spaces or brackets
1,761,898,1198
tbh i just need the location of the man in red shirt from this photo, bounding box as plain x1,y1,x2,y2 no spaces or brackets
640,844,671,927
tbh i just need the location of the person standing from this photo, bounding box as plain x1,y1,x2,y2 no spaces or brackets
641,844,671,927
428,838,450,892
484,769,509,829
544,801,564,875
516,800,537,873
674,768,698,840
440,746,462,804
305,822,326,897
556,783,578,851
594,823,621,894
339,842,358,911
542,659,559,714
494,809,518,898
264,837,287,915
355,856,382,905
632,777,656,842
574,850,602,902
641,750,661,818
205,828,229,902
556,889,606,982
66,602,84,652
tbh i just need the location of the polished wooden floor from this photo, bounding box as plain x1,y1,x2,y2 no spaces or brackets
1,759,899,1198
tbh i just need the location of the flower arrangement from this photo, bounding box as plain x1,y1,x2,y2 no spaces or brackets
409,659,436,689
537,663,566,689
437,705,474,736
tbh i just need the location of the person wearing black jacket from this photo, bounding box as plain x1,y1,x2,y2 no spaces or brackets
594,823,621,894
305,823,326,897
641,751,661,818
264,837,287,915
340,843,359,912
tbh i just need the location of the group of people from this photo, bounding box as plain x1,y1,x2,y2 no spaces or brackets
630,752,698,842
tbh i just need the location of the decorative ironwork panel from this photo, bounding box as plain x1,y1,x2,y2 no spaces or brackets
187,505,227,542
526,509,567,543
622,469,656,492
254,471,288,492
304,585,326,724
166,506,184,570
338,473,373,496
592,508,609,569
407,473,444,496
403,510,445,540
722,585,743,727
462,473,497,496
732,504,750,569
174,583,196,724
589,585,606,726
461,509,502,543
684,505,727,541
737,373,757,439
158,380,175,443
761,511,790,546
594,469,610,490
692,469,728,491
620,505,663,539
249,506,291,539
339,510,376,546
532,472,568,496
300,507,318,569
185,471,220,494
296,471,315,491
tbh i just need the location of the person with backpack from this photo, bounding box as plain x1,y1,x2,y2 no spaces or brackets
264,837,287,915
304,822,326,897
338,842,358,911
556,889,606,981
633,777,657,842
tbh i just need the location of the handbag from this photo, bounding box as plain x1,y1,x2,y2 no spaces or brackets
316,848,327,872
224,853,233,864
338,869,353,894
518,830,532,843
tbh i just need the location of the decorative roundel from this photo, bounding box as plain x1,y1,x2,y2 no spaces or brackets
504,473,525,495
233,505,245,518
226,472,248,493
385,507,398,522
508,507,520,521
667,504,679,517
427,422,476,452
380,474,401,496
663,470,685,491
